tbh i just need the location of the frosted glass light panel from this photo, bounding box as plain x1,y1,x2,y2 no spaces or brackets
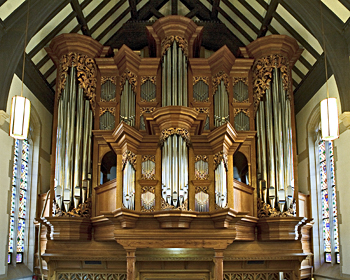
101,79,116,102
141,79,156,102
161,134,189,209
215,160,227,208
214,81,229,127
195,191,209,212
233,80,249,102
100,111,115,130
234,111,250,131
193,80,209,102
123,161,135,210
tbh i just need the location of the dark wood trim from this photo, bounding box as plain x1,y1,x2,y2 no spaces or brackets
172,0,178,15
222,0,259,34
257,0,279,38
179,0,211,21
86,0,112,22
129,0,138,19
338,0,350,10
185,7,198,19
90,0,128,35
211,0,220,20
71,0,91,36
150,7,165,19
237,0,263,22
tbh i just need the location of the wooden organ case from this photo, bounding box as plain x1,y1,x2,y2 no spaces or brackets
40,16,312,280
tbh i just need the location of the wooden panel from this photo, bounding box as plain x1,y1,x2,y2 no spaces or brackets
233,179,254,215
95,178,117,215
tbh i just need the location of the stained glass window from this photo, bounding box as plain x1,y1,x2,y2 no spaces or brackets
8,139,30,264
318,140,340,264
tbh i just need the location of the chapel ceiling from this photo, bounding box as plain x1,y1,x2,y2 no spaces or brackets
0,0,349,113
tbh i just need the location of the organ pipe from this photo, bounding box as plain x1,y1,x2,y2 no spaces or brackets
162,41,187,106
123,161,135,210
120,80,136,126
215,161,227,208
54,65,94,213
256,67,294,211
214,81,229,127
161,135,188,208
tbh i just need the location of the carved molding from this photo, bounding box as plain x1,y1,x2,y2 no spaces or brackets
257,198,296,218
140,107,156,116
58,52,97,111
141,206,155,212
213,151,228,171
195,170,209,180
101,76,117,86
161,36,188,57
161,198,188,211
120,69,137,93
252,54,290,113
233,108,250,117
233,97,249,103
141,76,156,85
122,150,137,170
195,186,208,194
99,107,116,117
193,76,209,85
142,155,156,162
159,128,191,146
195,155,208,162
213,71,229,95
232,77,248,87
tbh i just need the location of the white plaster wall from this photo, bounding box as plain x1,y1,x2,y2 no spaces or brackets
0,74,52,276
296,75,350,275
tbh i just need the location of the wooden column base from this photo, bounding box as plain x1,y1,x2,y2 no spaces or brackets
127,249,136,280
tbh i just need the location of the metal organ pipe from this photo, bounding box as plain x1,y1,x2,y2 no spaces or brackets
54,66,94,214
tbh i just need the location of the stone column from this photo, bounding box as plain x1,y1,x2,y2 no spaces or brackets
126,249,136,280
214,250,224,280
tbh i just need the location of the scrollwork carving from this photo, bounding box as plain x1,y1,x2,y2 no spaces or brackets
159,128,191,146
233,108,250,117
101,76,117,86
141,76,156,85
99,107,116,116
58,52,97,112
232,77,248,87
161,36,188,57
161,198,188,211
193,76,209,85
194,107,209,115
53,198,91,218
195,155,208,162
257,198,296,218
140,107,156,116
213,71,229,95
141,186,155,194
120,69,137,93
142,155,155,162
195,186,208,194
122,150,136,170
252,54,290,113
213,151,228,171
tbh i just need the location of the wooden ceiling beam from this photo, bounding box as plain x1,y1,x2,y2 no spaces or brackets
179,0,211,21
15,55,55,113
222,0,259,34
294,53,332,113
90,0,128,35
185,7,198,19
150,7,165,19
129,0,138,19
211,0,220,20
237,0,263,22
172,0,178,15
70,0,91,36
339,0,350,10
28,12,77,58
257,0,279,38
86,0,111,22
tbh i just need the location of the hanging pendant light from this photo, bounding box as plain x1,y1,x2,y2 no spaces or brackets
319,2,339,141
9,0,31,140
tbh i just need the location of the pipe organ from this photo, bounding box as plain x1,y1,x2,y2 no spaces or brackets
42,17,311,280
